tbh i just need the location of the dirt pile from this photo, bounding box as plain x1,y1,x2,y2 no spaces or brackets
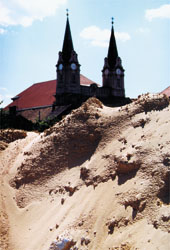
11,94,169,188
0,129,27,151
10,98,104,188
0,94,170,250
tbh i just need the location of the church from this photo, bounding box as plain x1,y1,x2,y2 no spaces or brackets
6,13,130,122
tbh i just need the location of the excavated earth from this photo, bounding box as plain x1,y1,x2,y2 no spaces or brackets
0,94,170,250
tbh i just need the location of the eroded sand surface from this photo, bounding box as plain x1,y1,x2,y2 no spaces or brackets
0,94,170,250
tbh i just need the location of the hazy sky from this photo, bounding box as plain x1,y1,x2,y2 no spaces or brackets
0,0,169,107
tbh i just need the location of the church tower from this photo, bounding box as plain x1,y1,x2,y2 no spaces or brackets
56,11,80,95
102,18,125,97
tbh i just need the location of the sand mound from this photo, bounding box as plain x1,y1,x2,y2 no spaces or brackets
0,129,27,151
10,98,103,189
0,94,170,250
122,93,169,114
10,94,169,187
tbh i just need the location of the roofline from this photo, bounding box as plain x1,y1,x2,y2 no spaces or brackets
160,86,170,93
28,74,98,86
4,74,99,110
32,79,56,86
16,104,53,112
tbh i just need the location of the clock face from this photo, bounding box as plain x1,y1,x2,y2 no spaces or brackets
71,63,77,70
58,64,63,70
116,68,121,75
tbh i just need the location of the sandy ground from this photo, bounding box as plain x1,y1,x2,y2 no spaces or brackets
0,94,170,250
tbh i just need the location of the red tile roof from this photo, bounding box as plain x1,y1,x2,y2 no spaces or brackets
80,75,96,86
5,74,97,110
160,86,170,97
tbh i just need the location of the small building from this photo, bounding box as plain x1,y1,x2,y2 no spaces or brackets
161,86,170,99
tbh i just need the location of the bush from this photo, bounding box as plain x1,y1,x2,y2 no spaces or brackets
0,109,33,131
34,117,60,132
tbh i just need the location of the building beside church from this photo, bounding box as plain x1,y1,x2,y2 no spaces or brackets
6,14,130,122
161,86,170,99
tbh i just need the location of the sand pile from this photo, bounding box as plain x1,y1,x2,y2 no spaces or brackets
0,94,170,250
0,129,27,151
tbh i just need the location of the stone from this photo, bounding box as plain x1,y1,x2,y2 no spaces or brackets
49,238,76,250
61,198,65,205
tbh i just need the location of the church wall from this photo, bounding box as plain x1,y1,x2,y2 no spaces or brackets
17,107,52,123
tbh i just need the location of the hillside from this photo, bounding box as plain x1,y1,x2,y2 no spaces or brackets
0,94,170,250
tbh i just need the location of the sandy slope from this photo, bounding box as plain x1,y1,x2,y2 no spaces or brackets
0,95,170,250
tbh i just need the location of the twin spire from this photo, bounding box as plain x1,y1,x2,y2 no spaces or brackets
56,11,125,103
62,11,118,69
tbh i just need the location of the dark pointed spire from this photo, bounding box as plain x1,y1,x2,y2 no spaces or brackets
107,17,118,69
62,9,74,64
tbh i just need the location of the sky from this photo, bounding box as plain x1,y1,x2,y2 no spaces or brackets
0,0,170,107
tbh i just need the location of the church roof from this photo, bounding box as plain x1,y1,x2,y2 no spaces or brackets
5,75,96,110
160,86,170,97
62,16,74,64
107,23,118,69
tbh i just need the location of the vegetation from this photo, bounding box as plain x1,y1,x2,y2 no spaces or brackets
0,108,33,131
34,117,60,132
0,108,60,132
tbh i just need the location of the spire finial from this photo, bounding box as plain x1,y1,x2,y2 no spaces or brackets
107,16,118,69
66,9,69,17
111,17,114,26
